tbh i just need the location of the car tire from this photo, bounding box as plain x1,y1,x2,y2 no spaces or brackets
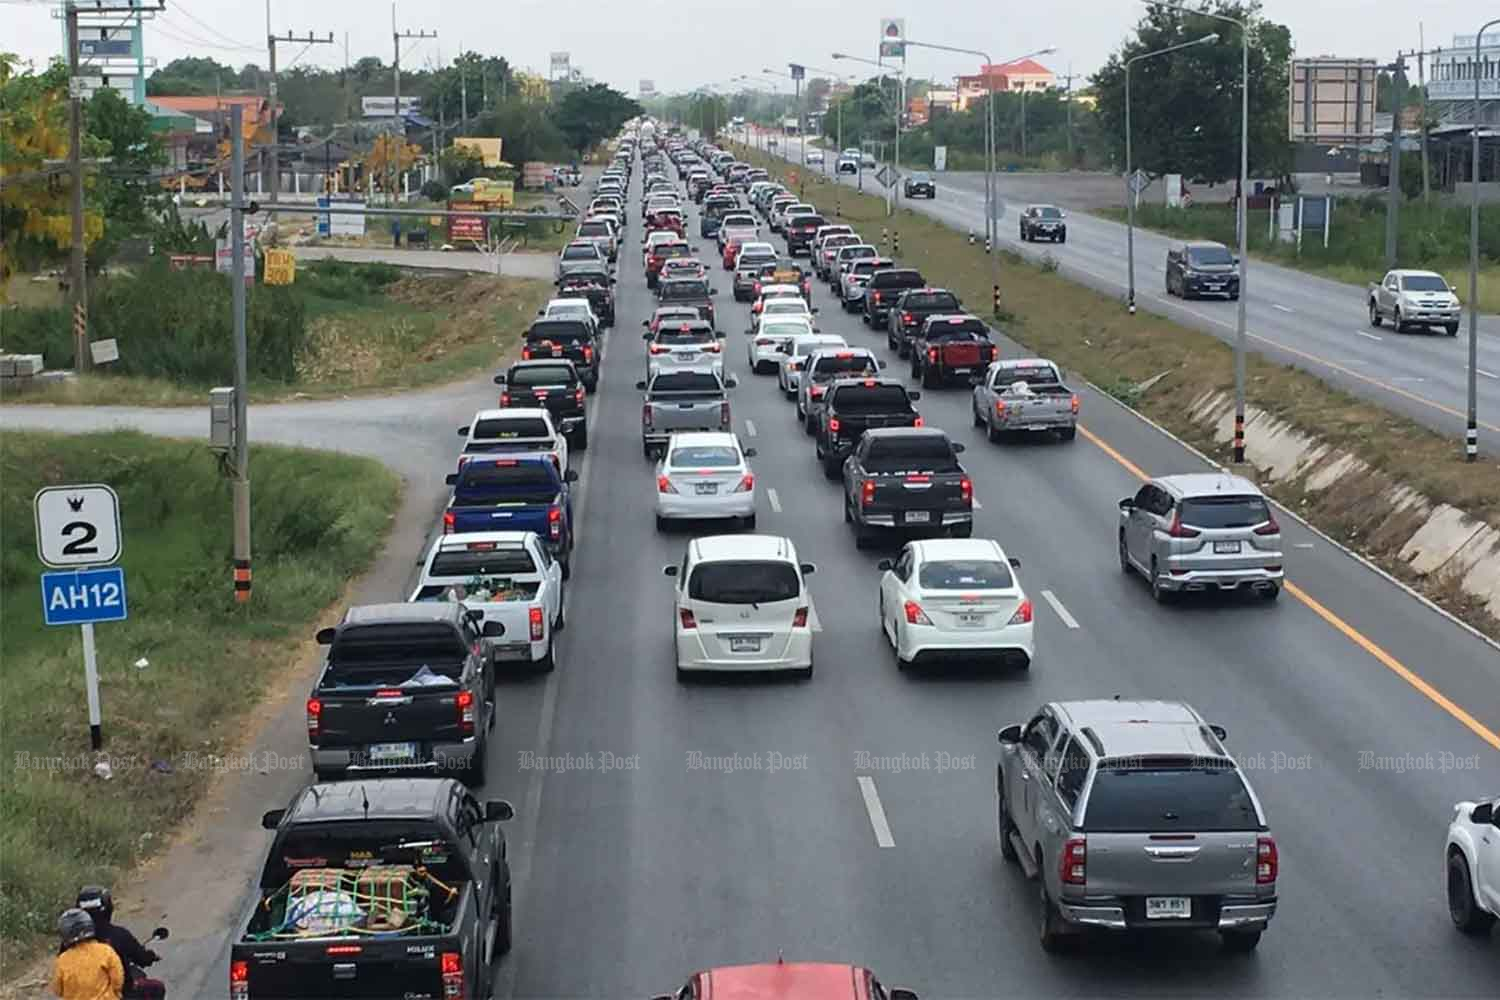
822,456,841,481
1118,532,1132,575
1150,558,1170,603
972,400,985,428
535,634,556,674
1369,301,1382,327
1039,879,1068,954
554,588,565,631
462,732,488,787
573,425,589,451
986,417,1001,443
921,367,937,389
1393,307,1405,333
1446,323,1459,337
1259,583,1281,602
1229,292,1240,301
792,658,814,681
1220,930,1262,953
313,767,338,783
844,494,854,523
1058,426,1076,442
1057,233,1066,244
675,662,695,683
1447,850,1496,934
494,866,513,958
559,555,571,581
741,512,757,531
950,521,973,538
997,780,1019,862
655,514,669,533
853,521,872,550
804,413,817,436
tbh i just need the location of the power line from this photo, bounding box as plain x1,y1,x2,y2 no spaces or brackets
168,0,261,50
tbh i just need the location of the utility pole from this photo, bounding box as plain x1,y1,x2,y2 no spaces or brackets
1418,25,1430,205
391,4,437,205
65,2,89,373
267,29,335,203
229,103,252,603
1384,54,1406,267
460,59,468,135
1059,68,1078,164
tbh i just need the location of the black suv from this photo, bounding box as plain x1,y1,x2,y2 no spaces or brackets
862,268,926,328
1166,240,1240,300
494,360,587,448
558,267,617,326
523,319,599,392
1019,204,1067,242
887,287,963,357
903,172,936,198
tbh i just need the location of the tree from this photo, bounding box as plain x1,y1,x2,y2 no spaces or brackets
365,133,422,179
805,77,831,110
1091,0,1292,188
474,100,569,164
553,84,643,155
438,145,485,185
85,87,166,252
146,56,235,96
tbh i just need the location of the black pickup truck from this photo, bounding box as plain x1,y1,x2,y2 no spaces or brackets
557,267,616,327
862,268,926,329
910,313,998,387
785,213,829,256
842,427,972,547
814,378,922,479
656,276,718,330
307,603,500,787
232,778,513,1000
886,287,963,357
523,319,599,392
494,360,588,449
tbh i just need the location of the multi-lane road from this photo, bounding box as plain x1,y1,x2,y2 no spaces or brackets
4,155,1500,998
763,133,1500,449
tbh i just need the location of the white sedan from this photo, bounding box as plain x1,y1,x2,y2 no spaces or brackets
778,333,848,396
750,295,815,336
877,538,1034,671
747,316,815,375
805,150,825,164
1446,795,1500,934
654,432,758,531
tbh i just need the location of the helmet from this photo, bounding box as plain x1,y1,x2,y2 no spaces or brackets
58,908,96,949
77,886,113,923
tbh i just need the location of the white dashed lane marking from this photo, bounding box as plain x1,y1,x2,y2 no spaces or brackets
1040,590,1080,630
856,776,896,848
767,488,782,512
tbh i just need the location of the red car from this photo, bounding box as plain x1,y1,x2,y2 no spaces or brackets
655,960,918,1000
722,240,744,270
647,210,686,237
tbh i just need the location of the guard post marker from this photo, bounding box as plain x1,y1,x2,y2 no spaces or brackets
893,231,900,257
233,558,252,603
1233,414,1246,463
992,284,1001,316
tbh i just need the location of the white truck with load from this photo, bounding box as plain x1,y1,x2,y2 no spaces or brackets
970,358,1080,442
410,531,564,672
1368,269,1461,336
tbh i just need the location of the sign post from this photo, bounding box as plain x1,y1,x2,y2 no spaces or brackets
35,484,125,751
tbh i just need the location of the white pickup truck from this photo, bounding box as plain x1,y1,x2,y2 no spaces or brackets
410,531,564,672
970,358,1080,442
458,408,568,476
1368,268,1461,336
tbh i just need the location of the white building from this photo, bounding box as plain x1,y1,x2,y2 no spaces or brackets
1427,32,1500,123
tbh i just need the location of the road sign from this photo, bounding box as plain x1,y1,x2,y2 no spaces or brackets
263,249,296,285
34,484,121,568
1129,169,1150,194
41,567,128,627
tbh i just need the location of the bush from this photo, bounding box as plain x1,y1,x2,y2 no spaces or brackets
297,259,402,302
420,179,450,201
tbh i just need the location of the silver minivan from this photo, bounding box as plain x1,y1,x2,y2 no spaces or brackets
1117,473,1283,602
997,699,1278,953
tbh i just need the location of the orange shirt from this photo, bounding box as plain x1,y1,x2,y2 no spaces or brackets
50,940,123,1000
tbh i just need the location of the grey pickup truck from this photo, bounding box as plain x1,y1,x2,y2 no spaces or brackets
637,367,738,459
970,358,1079,443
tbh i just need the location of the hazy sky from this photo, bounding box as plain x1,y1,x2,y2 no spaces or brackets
3,0,1486,94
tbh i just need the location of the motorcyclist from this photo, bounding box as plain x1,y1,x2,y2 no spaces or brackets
49,907,123,1000
77,887,164,999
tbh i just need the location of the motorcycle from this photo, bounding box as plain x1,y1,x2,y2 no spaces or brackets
124,926,169,1000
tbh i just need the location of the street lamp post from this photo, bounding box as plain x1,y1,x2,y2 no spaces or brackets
1469,19,1498,462
763,67,797,158
1125,34,1219,316
1147,0,1250,462
800,66,856,176
833,52,894,201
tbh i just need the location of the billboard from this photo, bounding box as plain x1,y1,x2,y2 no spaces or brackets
879,18,906,60
447,202,486,242
550,52,570,77
453,137,504,167
639,79,656,97
361,96,421,118
1288,58,1377,142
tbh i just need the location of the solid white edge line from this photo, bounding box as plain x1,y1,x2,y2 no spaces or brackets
856,775,897,848
1478,369,1499,380
767,487,782,512
1040,589,1080,629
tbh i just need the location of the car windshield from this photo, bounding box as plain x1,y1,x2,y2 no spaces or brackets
472,417,550,439
688,560,800,604
1083,763,1260,833
904,292,960,310
864,437,957,472
668,445,740,468
508,365,574,387
918,559,1014,590
1035,207,1062,219
812,355,878,378
831,385,910,412
661,281,709,300
651,371,722,393
1187,246,1234,267
656,329,713,345
910,173,931,182
1403,274,1449,292
454,463,557,504
428,546,538,578
1178,495,1272,529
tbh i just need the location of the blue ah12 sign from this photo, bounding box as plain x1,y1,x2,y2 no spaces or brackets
41,567,128,626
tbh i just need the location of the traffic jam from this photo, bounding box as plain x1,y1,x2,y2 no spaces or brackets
223,119,1500,1000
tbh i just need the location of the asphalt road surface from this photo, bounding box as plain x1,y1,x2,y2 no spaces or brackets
5,153,1500,999
764,134,1500,452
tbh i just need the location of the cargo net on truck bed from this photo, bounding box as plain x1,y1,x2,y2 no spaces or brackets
247,865,458,940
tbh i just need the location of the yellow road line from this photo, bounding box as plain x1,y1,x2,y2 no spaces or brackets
1076,424,1500,752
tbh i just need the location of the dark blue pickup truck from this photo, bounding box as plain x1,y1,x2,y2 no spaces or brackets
444,456,578,578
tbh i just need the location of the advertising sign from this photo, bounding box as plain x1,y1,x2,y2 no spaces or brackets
263,249,296,285
550,52,570,76
360,96,421,118
879,18,906,59
317,194,365,237
469,179,514,207
933,146,947,171
80,39,133,58
448,201,486,241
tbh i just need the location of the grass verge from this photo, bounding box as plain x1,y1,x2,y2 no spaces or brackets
735,142,1500,637
0,430,401,971
1097,201,1500,313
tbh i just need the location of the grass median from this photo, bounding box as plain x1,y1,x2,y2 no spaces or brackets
0,430,401,970
736,143,1500,636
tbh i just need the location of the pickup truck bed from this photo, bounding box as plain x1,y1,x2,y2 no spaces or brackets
639,370,734,458
842,428,972,548
971,359,1079,442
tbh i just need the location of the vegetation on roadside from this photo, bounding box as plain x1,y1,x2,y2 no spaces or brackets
1099,198,1500,312
0,430,401,965
737,143,1500,638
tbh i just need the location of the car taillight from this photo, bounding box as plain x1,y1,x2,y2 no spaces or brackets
650,345,670,354
913,416,924,427
705,343,721,353
456,689,475,736
500,391,511,406
1061,837,1087,884
1168,509,1201,538
753,281,762,295
441,950,463,999
575,387,585,404
902,312,914,324
548,505,562,541
903,600,932,625
720,401,731,425
1257,836,1278,883
583,345,594,362
1253,512,1280,536
732,473,754,493
792,606,808,627
230,959,249,1000
756,337,774,346
810,385,825,398
994,400,1008,416
1070,393,1080,414
873,291,882,303
928,347,938,363
521,348,532,360
529,605,544,642
643,404,654,428
828,417,841,434
442,511,455,534
679,607,697,629
960,477,973,504
802,280,811,296
305,698,321,742
1009,599,1033,625
861,480,875,506
658,475,677,493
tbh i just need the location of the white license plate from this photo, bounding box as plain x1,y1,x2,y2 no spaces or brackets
1205,283,1223,290
1213,540,1242,554
695,482,719,495
1146,896,1192,919
729,637,761,652
367,742,416,762
953,367,971,374
956,612,986,627
905,510,931,524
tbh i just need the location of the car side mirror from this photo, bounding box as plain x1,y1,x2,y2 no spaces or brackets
811,307,820,313
445,473,459,486
997,725,1023,744
663,565,679,577
457,426,470,436
636,379,648,390
1119,497,1135,510
952,443,966,453
261,808,287,829
725,374,739,387
315,627,336,645
1209,724,1228,741
743,447,758,457
889,989,919,1000
878,360,888,369
537,309,545,316
1008,557,1021,568
151,927,169,941
800,562,816,574
565,469,580,483
907,391,921,401
485,799,515,822
493,374,507,385
482,620,506,637
877,559,894,571
643,331,654,340
710,288,719,295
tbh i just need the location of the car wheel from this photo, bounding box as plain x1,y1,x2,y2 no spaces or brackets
792,661,814,681
1058,426,1076,442
822,456,841,481
655,514,669,533
997,780,1019,862
494,867,513,957
1259,583,1281,602
1366,300,1382,327
741,512,757,531
1446,323,1459,337
853,521,872,549
559,555,571,581
844,494,854,523
554,588,566,631
572,424,589,451
921,367,937,389
1220,930,1262,953
804,413,817,436
972,399,984,428
1393,307,1405,333
1447,850,1496,933
1150,558,1170,603
461,732,488,787
535,634,556,674
1039,878,1068,954
1118,532,1132,574
1057,233,1066,244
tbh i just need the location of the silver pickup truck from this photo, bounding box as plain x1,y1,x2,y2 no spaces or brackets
970,358,1079,442
1368,268,1461,336
637,367,738,459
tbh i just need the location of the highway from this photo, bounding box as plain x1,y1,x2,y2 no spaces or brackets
5,152,1500,998
763,134,1500,449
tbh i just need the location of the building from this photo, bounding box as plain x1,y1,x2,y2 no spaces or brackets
1427,33,1500,125
956,59,1056,110
927,87,957,114
1288,58,1378,143
63,1,157,106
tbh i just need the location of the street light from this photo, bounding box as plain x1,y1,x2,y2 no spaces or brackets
1146,0,1251,463
791,64,856,175
762,67,796,155
1014,48,1060,161
737,74,780,153
833,51,904,213
1468,19,1498,462
1125,33,1219,317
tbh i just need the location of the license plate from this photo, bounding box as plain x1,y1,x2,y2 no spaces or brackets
956,612,986,627
1146,896,1191,919
1213,541,1242,554
678,353,698,361
695,482,718,495
1205,283,1223,290
729,636,761,652
367,742,416,762
953,367,971,374
905,510,931,524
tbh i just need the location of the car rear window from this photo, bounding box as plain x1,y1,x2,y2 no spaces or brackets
873,269,925,289
562,245,598,259
669,445,739,468
578,222,611,236
905,292,961,310
811,354,878,378
864,436,957,471
657,245,691,259
1083,763,1260,833
454,463,556,503
328,624,467,668
996,363,1062,386
794,216,827,229
651,371,722,393
918,559,1014,590
508,365,575,387
428,545,538,578
831,385,911,413
660,281,709,299
528,322,590,343
926,322,988,340
656,329,713,345
1179,495,1272,529
688,561,800,603
271,824,467,886
473,417,550,439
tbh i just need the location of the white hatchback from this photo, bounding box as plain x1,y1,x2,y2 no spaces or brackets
654,432,758,531
665,534,817,681
877,538,1034,671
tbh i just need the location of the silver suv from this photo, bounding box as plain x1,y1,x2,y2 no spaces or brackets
1117,473,1283,602
997,699,1278,953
